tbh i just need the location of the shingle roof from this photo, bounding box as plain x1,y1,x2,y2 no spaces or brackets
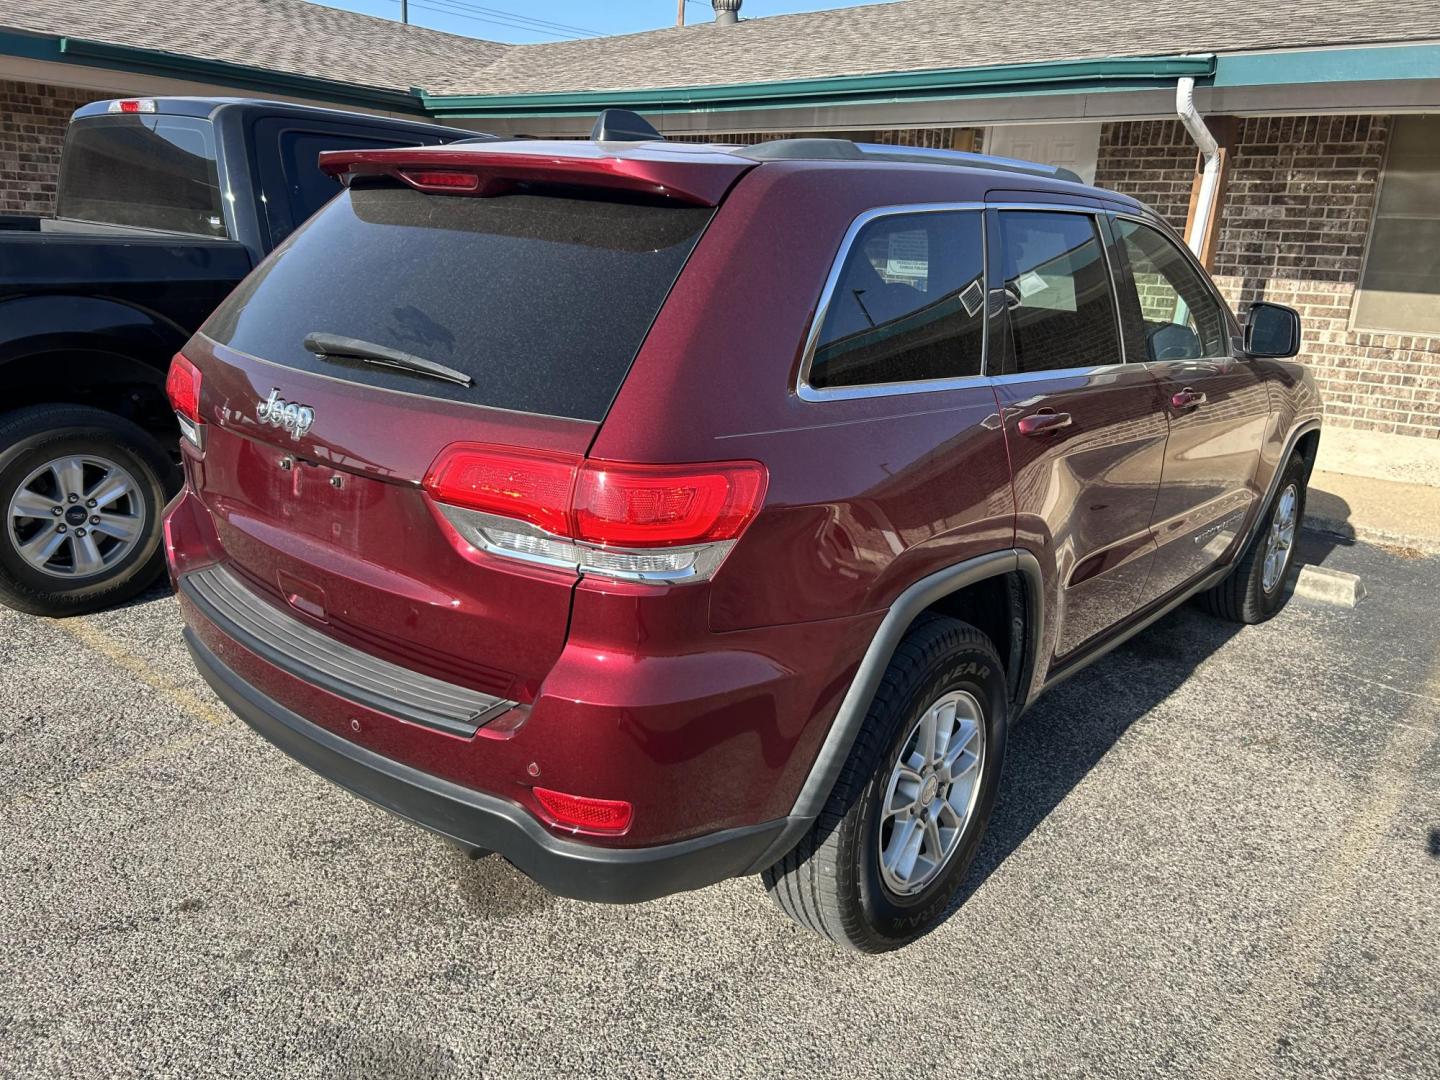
431,0,1440,96
4,0,1439,100
2,0,505,92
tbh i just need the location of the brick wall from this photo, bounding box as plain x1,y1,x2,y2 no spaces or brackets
666,127,984,151
0,80,95,216
1097,115,1440,439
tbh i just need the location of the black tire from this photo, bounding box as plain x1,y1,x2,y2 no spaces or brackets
763,614,1009,953
0,404,178,617
1196,453,1308,624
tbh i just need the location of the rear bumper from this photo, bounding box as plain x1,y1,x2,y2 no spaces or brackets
186,628,785,903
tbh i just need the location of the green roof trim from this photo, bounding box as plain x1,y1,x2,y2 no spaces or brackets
58,38,428,113
0,31,427,113
1214,43,1440,87
419,54,1218,119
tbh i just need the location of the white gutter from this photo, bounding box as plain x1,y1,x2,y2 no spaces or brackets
1176,76,1220,258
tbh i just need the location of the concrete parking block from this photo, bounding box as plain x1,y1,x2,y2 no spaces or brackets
1290,564,1367,608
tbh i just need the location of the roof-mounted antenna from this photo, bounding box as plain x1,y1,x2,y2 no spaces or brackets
590,109,665,143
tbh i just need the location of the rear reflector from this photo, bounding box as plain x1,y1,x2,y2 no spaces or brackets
422,444,767,584
400,169,481,193
165,353,204,449
532,787,632,834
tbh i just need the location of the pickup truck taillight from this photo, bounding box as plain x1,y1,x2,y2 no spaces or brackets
422,444,767,585
165,353,204,450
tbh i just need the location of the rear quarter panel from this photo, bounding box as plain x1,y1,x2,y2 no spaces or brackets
591,160,1015,633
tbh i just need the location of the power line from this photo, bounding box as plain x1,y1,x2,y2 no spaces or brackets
380,0,601,37
453,3,603,35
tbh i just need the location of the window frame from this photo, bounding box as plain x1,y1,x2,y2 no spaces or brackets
1350,115,1440,337
1106,211,1234,364
796,202,990,402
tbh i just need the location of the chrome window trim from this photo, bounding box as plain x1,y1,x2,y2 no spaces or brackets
986,361,1140,388
795,202,989,403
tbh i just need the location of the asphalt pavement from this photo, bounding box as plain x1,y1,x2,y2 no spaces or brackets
1,533,1437,1079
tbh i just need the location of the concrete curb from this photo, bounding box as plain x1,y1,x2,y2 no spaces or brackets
1303,518,1440,556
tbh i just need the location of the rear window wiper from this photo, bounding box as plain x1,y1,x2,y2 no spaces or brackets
303,333,474,388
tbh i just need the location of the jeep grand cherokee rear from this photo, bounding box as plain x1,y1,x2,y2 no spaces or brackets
168,127,1318,953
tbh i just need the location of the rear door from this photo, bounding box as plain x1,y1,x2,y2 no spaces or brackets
186,174,718,700
1108,215,1271,599
991,205,1169,666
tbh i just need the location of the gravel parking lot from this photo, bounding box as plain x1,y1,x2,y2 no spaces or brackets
2,534,1437,1080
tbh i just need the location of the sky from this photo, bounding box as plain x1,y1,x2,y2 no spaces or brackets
317,0,893,43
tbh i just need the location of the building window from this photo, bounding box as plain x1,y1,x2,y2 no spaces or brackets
1354,116,1440,336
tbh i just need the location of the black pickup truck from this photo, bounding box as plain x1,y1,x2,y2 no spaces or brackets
0,97,476,615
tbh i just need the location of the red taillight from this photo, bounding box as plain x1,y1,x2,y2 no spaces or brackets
400,170,480,192
166,353,204,449
166,354,202,422
422,445,768,548
572,460,767,547
423,445,579,536
532,787,632,834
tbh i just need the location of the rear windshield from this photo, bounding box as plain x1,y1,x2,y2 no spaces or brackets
202,183,714,421
56,115,226,237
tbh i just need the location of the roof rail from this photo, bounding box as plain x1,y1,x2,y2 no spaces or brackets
738,137,1082,183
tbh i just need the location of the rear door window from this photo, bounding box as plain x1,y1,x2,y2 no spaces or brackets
202,183,713,421
807,209,986,390
996,210,1122,374
56,115,225,237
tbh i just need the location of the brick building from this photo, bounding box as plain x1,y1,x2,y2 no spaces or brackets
2,0,1438,439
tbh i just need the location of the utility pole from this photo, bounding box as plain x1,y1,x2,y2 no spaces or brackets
401,0,408,23
677,0,685,27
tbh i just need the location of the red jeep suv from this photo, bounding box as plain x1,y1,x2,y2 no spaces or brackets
165,114,1320,952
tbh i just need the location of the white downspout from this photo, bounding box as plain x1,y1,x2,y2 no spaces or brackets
1176,76,1220,258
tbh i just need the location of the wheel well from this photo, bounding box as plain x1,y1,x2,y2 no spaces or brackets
1294,428,1321,478
0,352,171,440
921,570,1029,705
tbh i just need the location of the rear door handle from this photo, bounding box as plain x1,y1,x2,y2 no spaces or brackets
1171,388,1208,409
1017,411,1073,437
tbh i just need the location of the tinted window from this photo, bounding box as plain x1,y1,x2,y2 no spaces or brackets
1113,218,1227,360
998,211,1120,374
1354,116,1440,335
56,115,225,237
808,210,985,389
270,129,434,243
203,183,712,421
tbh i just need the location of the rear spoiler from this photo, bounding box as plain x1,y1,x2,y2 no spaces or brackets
318,145,753,208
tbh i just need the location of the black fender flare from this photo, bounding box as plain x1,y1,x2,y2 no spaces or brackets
746,548,1045,871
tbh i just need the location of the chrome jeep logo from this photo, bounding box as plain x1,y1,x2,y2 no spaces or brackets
256,389,314,440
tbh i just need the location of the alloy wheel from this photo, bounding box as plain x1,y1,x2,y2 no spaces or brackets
6,454,147,579
1262,482,1298,593
877,689,986,898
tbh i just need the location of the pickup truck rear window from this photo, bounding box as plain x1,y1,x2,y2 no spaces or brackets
201,183,712,421
56,116,226,238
